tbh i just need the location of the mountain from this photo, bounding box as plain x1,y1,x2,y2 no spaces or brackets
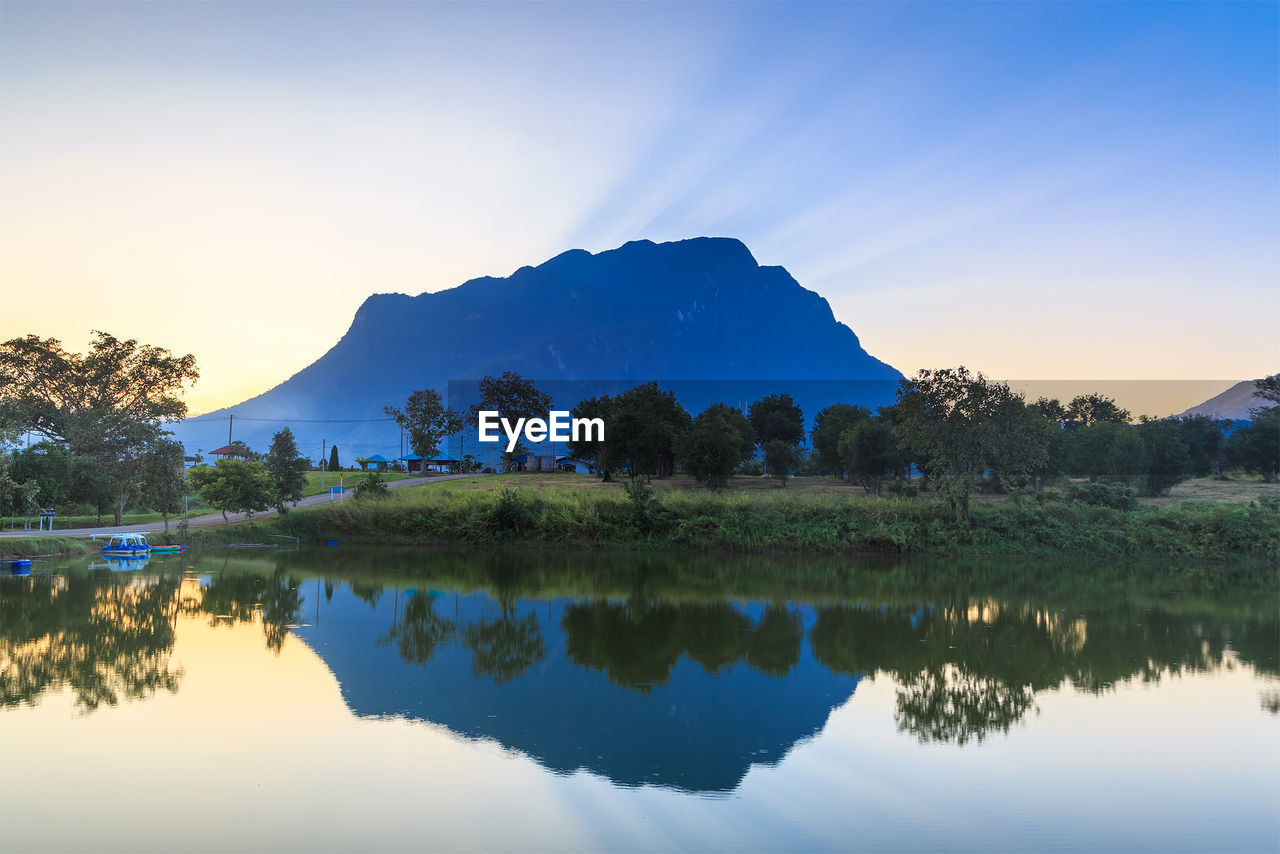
1180,379,1270,421
174,237,900,460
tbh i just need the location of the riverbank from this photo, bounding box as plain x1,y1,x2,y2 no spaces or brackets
238,475,1280,563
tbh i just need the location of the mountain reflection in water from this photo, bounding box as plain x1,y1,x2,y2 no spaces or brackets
1,550,1275,795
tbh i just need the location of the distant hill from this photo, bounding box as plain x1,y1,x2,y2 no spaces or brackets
1180,379,1272,420
174,237,900,461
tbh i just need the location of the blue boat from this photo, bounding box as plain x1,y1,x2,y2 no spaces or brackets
100,532,151,556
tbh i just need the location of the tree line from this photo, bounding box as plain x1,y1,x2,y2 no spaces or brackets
0,332,312,531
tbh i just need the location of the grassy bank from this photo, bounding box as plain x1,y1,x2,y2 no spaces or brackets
0,536,91,559
256,474,1280,562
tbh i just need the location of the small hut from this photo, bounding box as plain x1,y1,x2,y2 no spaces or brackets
397,453,423,474
366,454,392,472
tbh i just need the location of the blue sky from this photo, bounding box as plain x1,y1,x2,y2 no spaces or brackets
1,1,1275,411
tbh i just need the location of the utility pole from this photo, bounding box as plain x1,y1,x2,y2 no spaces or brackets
321,439,327,490
228,413,234,448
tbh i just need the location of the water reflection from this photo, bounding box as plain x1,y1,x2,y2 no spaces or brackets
0,569,182,711
1,550,1275,794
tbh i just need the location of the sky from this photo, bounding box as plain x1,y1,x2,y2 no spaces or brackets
1,1,1276,414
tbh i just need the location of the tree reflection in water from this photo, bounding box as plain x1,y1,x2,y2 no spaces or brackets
380,593,456,665
562,600,805,691
0,571,183,711
810,599,1280,744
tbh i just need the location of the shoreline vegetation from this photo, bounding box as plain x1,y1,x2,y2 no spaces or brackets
183,472,1279,566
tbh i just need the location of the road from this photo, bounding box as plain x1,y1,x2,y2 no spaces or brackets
0,472,484,538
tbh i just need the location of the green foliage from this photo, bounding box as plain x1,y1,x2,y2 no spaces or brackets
748,393,804,447
895,367,1047,518
1065,421,1147,484
601,382,691,478
624,475,662,532
838,416,904,496
187,458,276,525
1066,480,1138,511
489,487,535,538
1226,412,1280,482
261,477,1279,563
674,403,754,489
385,388,463,462
1135,419,1191,496
264,427,309,511
1064,393,1130,428
139,436,187,533
566,394,615,471
1249,373,1280,419
762,439,800,485
353,471,391,500
811,404,870,478
328,444,341,473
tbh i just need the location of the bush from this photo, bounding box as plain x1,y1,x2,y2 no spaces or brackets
353,472,390,500
1066,481,1138,511
489,488,533,538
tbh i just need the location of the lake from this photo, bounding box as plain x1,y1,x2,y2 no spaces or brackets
1,548,1276,852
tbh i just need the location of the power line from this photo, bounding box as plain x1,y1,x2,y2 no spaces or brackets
182,415,398,424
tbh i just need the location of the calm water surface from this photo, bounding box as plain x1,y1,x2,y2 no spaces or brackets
1,548,1276,852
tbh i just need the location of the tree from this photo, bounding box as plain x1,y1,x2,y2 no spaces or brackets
1133,419,1190,496
600,382,691,479
264,427,308,512
187,459,275,526
812,404,871,479
749,394,804,482
138,437,187,536
674,403,755,489
1249,373,1280,419
566,394,616,476
1064,393,1130,429
328,444,341,474
1065,421,1148,485
1225,412,1280,482
837,416,903,496
0,332,198,524
1176,415,1227,479
471,372,553,463
761,439,800,485
385,389,463,463
894,367,1043,518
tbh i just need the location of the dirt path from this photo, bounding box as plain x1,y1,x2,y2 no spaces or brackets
0,472,485,538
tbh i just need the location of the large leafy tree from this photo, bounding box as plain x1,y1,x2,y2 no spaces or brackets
1064,393,1130,429
264,427,309,512
837,415,904,496
894,367,1046,518
601,382,691,479
812,404,871,479
0,332,198,523
566,394,616,475
385,389,464,463
187,459,275,526
674,402,754,489
1225,411,1280,482
1250,373,1280,419
749,394,804,483
470,372,553,463
138,437,187,535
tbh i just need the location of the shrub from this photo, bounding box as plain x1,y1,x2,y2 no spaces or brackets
353,472,390,500
1066,481,1138,511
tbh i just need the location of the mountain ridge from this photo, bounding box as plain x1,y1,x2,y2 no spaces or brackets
174,237,900,459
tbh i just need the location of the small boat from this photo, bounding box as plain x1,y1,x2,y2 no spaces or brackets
100,532,151,555
148,544,186,554
10,559,32,569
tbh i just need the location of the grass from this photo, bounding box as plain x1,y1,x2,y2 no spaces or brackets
301,470,410,497
257,471,1280,563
